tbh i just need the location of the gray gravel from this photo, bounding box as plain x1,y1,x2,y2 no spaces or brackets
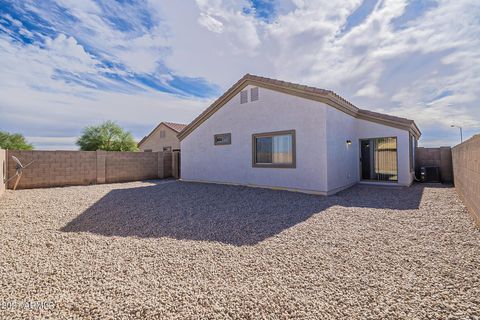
0,180,479,319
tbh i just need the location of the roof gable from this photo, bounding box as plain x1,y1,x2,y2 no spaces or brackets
138,122,187,147
178,74,421,140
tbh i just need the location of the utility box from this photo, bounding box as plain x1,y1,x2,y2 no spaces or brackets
419,166,441,182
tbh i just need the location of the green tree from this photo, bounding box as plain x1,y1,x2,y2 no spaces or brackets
0,131,34,150
76,121,138,151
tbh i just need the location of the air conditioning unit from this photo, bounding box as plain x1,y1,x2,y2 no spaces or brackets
420,166,440,182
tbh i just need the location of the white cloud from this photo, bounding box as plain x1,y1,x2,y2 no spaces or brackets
198,13,224,33
1,0,480,149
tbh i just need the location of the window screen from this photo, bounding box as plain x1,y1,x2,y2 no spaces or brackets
253,130,295,168
361,137,398,182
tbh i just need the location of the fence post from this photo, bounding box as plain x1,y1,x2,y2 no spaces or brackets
96,150,106,184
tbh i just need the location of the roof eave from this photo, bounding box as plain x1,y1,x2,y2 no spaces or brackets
178,75,421,141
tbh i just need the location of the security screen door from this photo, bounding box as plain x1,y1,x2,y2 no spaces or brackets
360,137,398,182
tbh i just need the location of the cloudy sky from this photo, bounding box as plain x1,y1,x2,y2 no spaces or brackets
0,0,479,149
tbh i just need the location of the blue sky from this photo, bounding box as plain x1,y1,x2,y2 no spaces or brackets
0,0,479,149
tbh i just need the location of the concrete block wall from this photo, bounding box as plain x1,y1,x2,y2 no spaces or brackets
7,151,97,189
105,151,159,183
416,147,453,183
452,135,480,226
6,150,176,189
0,149,5,196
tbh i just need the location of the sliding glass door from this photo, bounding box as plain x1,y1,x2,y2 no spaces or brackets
360,137,398,182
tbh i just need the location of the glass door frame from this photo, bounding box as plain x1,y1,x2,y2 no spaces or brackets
359,136,399,183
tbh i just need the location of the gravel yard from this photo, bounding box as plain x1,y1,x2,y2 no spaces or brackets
1,180,479,319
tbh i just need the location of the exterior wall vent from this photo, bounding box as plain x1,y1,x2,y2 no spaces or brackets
214,133,232,145
251,87,259,101
240,90,248,104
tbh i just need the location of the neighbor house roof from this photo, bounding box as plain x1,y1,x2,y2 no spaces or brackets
138,122,187,147
163,122,187,133
178,74,421,140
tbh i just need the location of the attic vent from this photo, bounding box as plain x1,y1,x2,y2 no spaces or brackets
240,90,248,104
251,87,259,101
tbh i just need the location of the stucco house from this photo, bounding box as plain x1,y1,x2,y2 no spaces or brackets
138,122,186,152
179,74,421,195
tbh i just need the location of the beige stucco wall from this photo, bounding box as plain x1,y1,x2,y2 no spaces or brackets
0,149,5,196
139,124,181,152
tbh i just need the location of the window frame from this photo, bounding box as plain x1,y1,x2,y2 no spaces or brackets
359,136,399,183
252,129,296,169
409,134,415,172
214,133,232,146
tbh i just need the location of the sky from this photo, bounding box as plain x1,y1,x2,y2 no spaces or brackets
0,0,479,149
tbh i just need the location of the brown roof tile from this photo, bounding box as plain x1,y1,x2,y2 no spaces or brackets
178,74,421,140
138,121,187,147
163,122,187,133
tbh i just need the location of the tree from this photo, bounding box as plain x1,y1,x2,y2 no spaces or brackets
0,131,33,150
76,121,138,151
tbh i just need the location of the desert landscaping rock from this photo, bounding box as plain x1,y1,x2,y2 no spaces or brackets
0,181,479,319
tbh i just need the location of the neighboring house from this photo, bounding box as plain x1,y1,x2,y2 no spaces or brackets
138,122,186,152
178,74,421,196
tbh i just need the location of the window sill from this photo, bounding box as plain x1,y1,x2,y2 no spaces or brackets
252,163,296,169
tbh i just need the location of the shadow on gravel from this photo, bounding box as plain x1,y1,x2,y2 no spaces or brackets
61,181,435,246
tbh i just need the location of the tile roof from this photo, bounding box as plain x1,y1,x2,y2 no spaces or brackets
357,109,414,125
138,122,187,146
177,74,421,140
163,122,187,133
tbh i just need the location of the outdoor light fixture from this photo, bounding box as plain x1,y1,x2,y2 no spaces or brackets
346,140,352,145
451,125,463,143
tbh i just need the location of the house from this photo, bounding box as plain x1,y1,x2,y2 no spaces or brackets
178,74,421,195
138,122,186,152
